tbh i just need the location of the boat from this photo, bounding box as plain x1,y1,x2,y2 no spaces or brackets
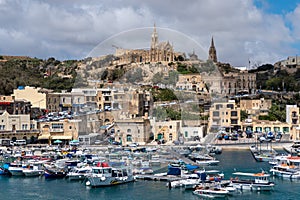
284,140,300,155
66,166,92,181
250,145,277,162
189,153,219,166
270,156,300,179
84,162,135,187
8,161,25,176
230,171,275,191
43,164,68,179
193,185,229,198
22,160,45,177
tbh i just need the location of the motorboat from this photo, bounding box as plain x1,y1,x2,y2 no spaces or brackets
66,166,92,181
85,162,135,187
270,156,300,179
22,160,45,177
230,171,275,191
193,185,229,198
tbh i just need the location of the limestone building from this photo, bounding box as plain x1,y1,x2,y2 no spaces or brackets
115,24,183,64
208,100,241,132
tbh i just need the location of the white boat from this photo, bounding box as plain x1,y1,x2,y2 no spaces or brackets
270,156,300,179
66,166,92,180
22,160,45,177
189,153,219,166
85,162,135,187
8,161,25,176
193,185,229,198
230,172,275,191
149,155,161,166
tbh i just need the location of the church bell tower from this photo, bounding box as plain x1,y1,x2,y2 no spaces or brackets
208,37,217,62
151,23,158,49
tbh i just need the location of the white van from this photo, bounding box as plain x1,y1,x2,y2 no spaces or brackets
14,139,27,146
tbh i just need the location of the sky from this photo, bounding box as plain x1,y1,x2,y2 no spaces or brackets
0,0,300,67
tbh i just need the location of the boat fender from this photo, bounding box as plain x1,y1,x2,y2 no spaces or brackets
101,176,106,181
86,181,91,186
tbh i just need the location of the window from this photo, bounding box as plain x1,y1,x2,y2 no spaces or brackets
213,111,219,117
127,129,131,133
231,111,238,116
30,124,35,130
185,131,188,137
227,104,234,109
52,123,63,129
231,119,238,124
69,126,72,129
169,125,172,129
22,124,28,130
216,104,223,110
126,135,132,142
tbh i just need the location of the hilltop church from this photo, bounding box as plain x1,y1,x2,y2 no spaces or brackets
115,24,184,64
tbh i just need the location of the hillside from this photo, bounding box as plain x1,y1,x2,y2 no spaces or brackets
0,56,78,95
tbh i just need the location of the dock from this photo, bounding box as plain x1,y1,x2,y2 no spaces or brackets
135,174,182,182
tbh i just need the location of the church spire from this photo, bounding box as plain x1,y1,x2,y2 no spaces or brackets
208,36,217,62
151,23,158,49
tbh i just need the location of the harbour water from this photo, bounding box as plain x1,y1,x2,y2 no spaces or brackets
1,149,300,200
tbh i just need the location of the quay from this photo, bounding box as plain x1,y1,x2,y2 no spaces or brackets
135,174,181,182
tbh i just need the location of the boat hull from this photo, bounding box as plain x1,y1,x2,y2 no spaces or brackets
193,188,229,198
230,181,274,191
23,169,44,177
85,175,135,187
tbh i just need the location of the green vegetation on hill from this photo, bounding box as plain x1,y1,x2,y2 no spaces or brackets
0,57,78,95
151,88,178,102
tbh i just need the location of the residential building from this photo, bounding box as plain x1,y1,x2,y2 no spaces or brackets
240,98,272,119
114,118,150,145
38,119,80,144
0,110,38,142
0,95,31,115
13,86,48,109
286,105,299,125
208,100,241,132
151,119,181,143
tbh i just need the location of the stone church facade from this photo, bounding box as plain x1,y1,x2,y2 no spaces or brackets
115,25,182,64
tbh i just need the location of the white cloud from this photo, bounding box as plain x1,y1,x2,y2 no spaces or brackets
0,0,298,66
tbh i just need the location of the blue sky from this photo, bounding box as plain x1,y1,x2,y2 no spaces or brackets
254,0,300,15
0,0,300,67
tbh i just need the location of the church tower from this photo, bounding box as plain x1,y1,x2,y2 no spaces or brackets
208,37,217,62
151,23,158,49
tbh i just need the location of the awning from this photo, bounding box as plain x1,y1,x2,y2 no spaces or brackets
51,135,72,140
38,135,51,140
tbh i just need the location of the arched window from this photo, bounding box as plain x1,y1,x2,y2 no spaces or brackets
127,129,131,133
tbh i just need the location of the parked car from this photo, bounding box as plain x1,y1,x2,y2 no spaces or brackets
94,140,101,145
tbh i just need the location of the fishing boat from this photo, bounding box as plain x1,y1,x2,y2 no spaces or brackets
22,160,45,177
193,185,229,198
230,171,275,191
8,161,25,176
43,163,68,179
84,162,135,187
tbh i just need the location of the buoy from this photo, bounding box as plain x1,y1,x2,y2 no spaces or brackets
86,181,91,186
